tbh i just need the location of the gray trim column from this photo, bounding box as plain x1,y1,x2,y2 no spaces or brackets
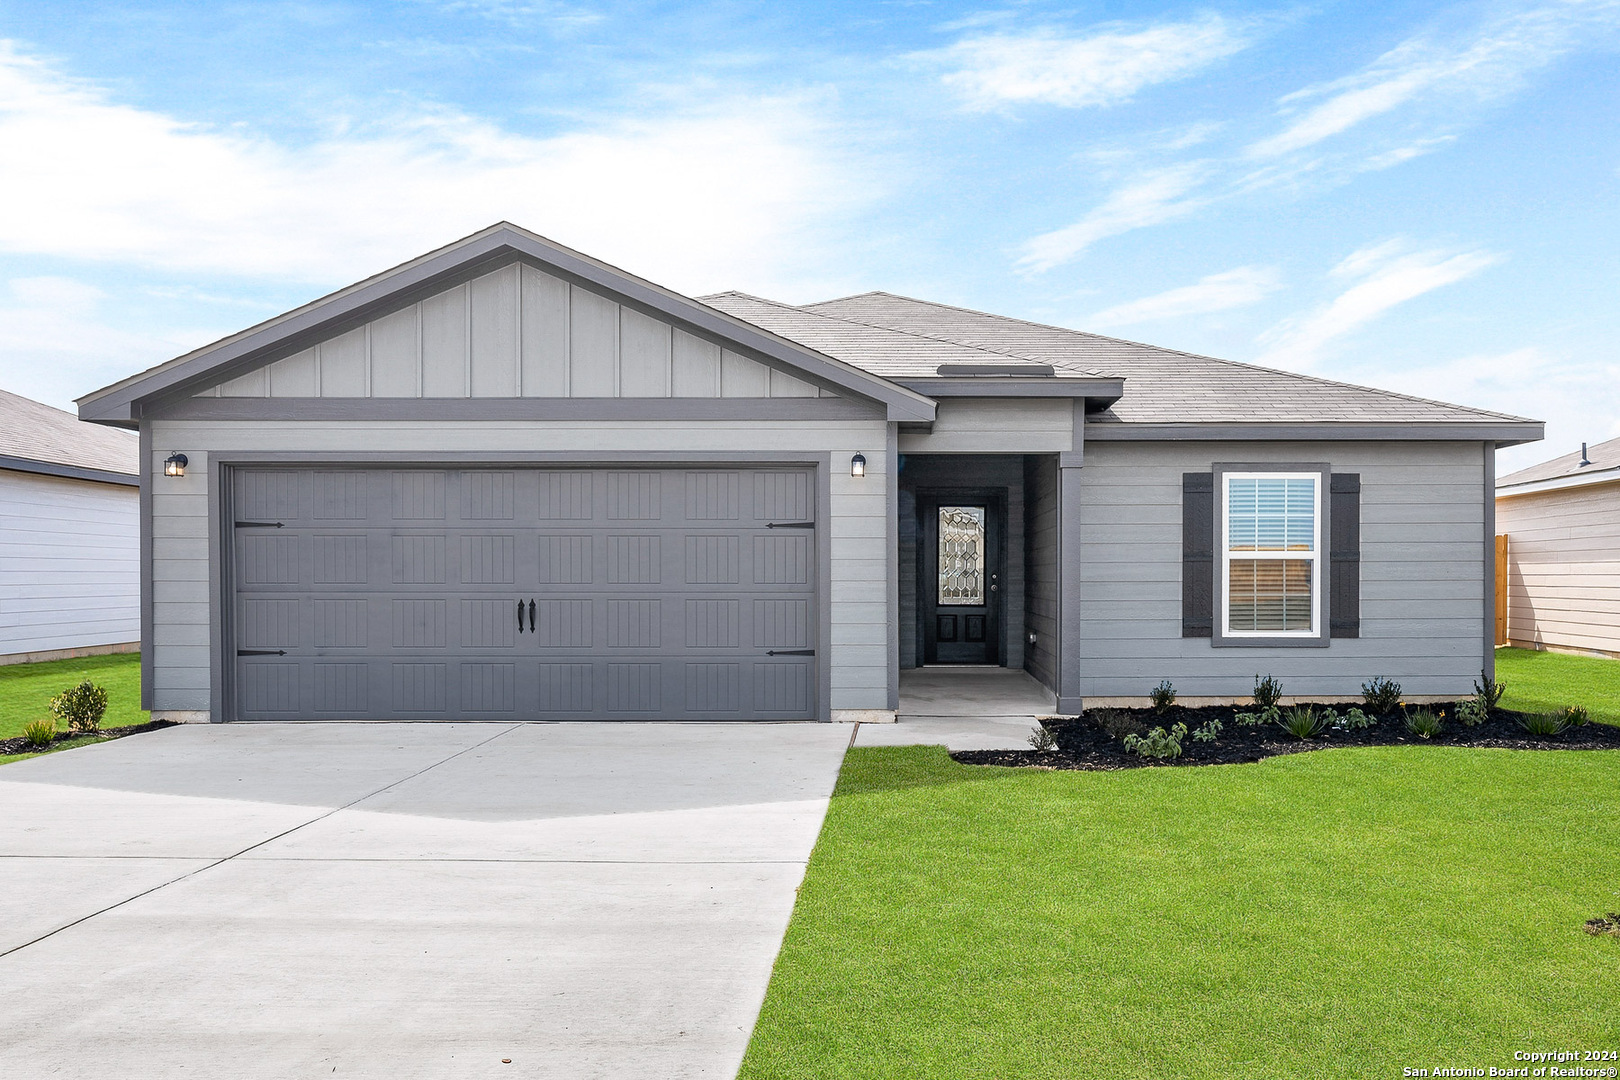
1055,402,1085,715
1483,441,1496,680
885,425,900,712
138,424,153,711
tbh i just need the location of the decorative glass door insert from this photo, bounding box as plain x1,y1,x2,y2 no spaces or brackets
937,506,986,605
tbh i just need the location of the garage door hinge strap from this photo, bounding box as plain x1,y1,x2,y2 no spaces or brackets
766,521,815,529
766,649,816,656
234,521,285,528
237,649,287,656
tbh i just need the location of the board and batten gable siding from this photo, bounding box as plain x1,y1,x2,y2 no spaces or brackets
1496,480,1620,655
0,471,139,659
196,264,831,402
1076,440,1489,699
145,417,888,717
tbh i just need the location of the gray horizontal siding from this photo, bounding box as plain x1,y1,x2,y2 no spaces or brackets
147,418,890,715
1075,440,1488,698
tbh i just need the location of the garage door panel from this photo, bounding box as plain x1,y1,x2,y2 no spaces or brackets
233,467,817,720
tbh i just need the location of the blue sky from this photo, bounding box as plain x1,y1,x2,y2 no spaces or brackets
1,0,1616,469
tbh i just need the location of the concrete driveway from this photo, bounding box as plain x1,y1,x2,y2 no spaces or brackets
0,722,850,1079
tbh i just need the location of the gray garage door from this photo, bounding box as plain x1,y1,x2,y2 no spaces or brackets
231,467,817,721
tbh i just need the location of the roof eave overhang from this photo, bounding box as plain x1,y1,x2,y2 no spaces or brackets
1497,466,1620,498
894,376,1123,409
0,454,138,486
77,224,937,427
1085,420,1545,445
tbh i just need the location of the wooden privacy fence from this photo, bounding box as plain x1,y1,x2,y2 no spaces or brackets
1495,534,1508,647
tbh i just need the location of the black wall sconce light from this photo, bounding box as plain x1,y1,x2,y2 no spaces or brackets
163,453,188,478
850,453,866,478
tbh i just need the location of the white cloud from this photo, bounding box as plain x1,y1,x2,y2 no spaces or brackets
0,276,217,410
1256,240,1502,368
926,15,1251,111
1247,1,1620,159
1372,346,1620,473
1087,265,1281,327
1015,163,1209,272
0,41,874,296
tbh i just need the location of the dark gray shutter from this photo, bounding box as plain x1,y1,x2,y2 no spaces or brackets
1182,473,1214,638
1329,473,1361,639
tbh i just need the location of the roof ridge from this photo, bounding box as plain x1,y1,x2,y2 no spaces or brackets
703,291,1109,375
808,292,1534,424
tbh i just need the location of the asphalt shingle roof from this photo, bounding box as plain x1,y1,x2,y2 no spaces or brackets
0,388,138,477
1498,434,1620,487
700,292,1111,380
705,290,1530,427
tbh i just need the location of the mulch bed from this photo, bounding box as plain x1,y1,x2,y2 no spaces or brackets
952,704,1620,771
0,719,177,758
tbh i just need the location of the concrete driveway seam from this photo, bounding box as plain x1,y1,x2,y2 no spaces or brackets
0,722,524,962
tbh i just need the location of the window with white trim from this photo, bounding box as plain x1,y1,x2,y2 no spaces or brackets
1221,472,1320,636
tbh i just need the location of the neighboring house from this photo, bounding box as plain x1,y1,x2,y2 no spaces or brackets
0,388,140,664
1495,436,1620,657
77,224,1542,723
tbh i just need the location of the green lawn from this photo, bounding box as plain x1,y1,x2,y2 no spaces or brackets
1495,646,1620,724
741,745,1620,1079
0,652,146,762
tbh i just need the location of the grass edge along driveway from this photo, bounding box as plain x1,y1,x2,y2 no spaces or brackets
740,744,1620,1080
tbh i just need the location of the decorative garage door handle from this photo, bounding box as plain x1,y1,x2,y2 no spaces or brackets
234,521,285,528
237,649,286,656
766,521,815,529
766,649,816,656
528,599,536,632
517,600,527,634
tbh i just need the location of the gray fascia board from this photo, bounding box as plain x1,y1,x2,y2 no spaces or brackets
895,377,1123,405
1085,421,1545,445
0,455,138,487
80,224,937,425
148,396,885,424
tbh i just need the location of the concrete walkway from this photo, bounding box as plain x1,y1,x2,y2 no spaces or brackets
0,722,850,1079
856,667,1058,751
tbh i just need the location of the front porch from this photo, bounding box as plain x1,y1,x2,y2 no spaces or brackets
854,667,1057,751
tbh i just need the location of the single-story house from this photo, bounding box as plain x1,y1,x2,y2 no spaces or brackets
1,388,140,664
78,223,1543,722
1495,436,1620,658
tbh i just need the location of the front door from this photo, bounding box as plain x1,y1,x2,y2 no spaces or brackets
920,492,1004,664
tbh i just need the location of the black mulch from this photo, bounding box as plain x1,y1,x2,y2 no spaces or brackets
0,719,178,758
951,703,1620,771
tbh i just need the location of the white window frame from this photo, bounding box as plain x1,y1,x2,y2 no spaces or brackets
1219,470,1321,639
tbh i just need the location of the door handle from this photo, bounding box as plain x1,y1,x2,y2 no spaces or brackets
517,600,526,634
528,599,536,634
766,649,816,656
237,649,286,656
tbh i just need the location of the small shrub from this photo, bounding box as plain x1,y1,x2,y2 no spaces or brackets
48,681,109,734
21,718,56,749
1405,708,1443,739
1277,705,1326,740
1564,705,1591,727
1235,705,1280,727
1361,676,1402,714
1092,709,1147,740
1190,718,1222,743
1253,674,1283,710
1456,699,1488,727
1123,723,1186,759
1334,707,1376,731
1028,723,1057,752
1149,680,1177,714
1516,711,1568,737
1473,669,1507,713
